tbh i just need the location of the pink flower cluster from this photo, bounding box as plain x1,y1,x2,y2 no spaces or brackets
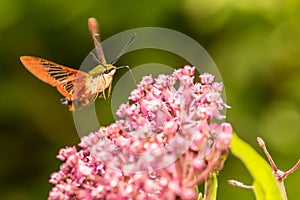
48,66,233,200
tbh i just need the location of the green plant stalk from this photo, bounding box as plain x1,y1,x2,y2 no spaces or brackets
203,172,218,200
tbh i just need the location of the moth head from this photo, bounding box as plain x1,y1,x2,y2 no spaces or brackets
104,64,117,75
89,63,116,76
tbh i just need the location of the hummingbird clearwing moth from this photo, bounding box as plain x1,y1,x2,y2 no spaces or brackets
20,17,136,111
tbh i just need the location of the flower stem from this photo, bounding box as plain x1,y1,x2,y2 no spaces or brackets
203,172,218,200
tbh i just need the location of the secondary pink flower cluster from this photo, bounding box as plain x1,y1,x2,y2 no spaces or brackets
48,66,233,200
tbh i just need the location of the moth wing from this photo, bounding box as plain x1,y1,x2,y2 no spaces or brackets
20,56,90,99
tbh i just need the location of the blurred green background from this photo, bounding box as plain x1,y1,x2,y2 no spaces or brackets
1,0,299,199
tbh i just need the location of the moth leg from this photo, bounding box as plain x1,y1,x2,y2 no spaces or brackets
102,90,106,100
69,104,75,111
60,97,75,111
108,79,113,98
100,75,107,100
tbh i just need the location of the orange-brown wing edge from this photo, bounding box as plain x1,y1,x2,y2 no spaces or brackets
20,56,91,111
20,56,77,86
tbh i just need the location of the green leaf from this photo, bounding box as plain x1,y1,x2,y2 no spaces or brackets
230,133,284,200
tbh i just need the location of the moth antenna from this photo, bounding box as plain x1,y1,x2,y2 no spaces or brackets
89,52,107,69
111,33,137,65
89,52,102,64
117,65,137,85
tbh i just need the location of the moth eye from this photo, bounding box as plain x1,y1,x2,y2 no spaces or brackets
105,68,115,73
